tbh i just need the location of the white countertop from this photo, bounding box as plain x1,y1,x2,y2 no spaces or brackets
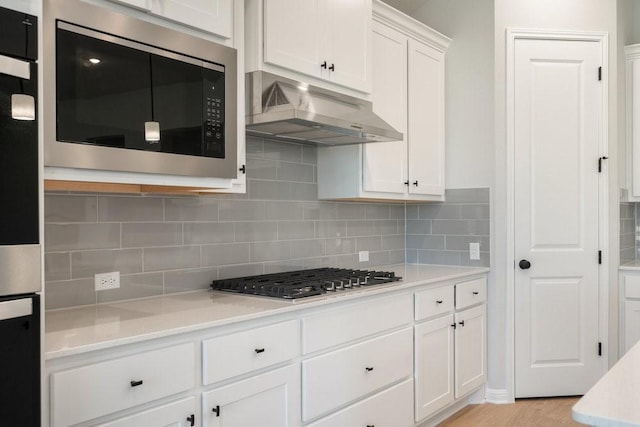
45,264,488,360
619,261,640,271
573,341,640,426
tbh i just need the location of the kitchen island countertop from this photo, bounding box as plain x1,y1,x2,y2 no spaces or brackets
573,340,640,426
45,263,488,360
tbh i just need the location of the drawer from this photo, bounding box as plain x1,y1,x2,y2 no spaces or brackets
455,277,486,310
624,274,640,298
97,397,196,427
415,285,455,320
302,328,413,421
307,379,414,427
51,343,195,427
203,319,298,385
302,293,412,354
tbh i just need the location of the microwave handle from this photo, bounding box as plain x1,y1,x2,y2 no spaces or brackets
0,54,31,80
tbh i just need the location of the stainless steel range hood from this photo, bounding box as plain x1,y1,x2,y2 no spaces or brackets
245,71,402,146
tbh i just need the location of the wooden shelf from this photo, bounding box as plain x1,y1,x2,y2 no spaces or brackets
44,180,213,195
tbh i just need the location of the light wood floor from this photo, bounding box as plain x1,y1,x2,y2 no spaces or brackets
438,397,582,427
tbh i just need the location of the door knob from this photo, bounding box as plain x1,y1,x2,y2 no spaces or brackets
519,259,531,270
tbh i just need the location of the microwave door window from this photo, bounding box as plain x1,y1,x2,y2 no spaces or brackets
56,29,152,151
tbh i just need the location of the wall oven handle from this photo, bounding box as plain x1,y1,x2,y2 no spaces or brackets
0,55,30,79
0,299,33,321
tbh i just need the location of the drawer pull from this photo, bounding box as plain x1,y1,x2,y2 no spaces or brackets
365,367,374,372
130,380,143,387
436,300,443,304
212,405,220,417
473,291,479,295
255,348,265,354
187,414,195,427
367,425,375,427
459,320,465,327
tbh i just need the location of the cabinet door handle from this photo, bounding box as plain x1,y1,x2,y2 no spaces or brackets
130,380,143,387
321,61,327,69
255,348,265,354
186,414,195,427
365,367,374,372
404,180,409,186
413,181,419,186
451,323,457,329
436,300,443,304
329,63,335,71
459,320,465,327
212,405,220,417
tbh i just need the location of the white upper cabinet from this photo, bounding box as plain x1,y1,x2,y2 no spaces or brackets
626,44,640,200
407,39,445,196
248,0,372,95
108,0,233,40
151,0,233,39
317,0,449,201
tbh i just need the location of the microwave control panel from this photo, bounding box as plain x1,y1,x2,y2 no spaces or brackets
204,68,225,158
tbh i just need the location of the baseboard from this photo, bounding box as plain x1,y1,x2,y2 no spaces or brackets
485,388,512,404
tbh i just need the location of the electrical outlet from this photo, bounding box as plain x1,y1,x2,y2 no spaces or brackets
469,243,480,260
95,271,120,291
359,250,369,262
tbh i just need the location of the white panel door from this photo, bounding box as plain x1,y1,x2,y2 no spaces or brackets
514,38,603,397
203,364,300,427
152,0,233,39
322,0,372,92
263,0,322,80
454,305,486,398
407,39,445,196
624,300,640,353
630,54,640,197
414,314,454,422
363,21,407,194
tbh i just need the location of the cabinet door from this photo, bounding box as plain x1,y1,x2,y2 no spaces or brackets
263,0,322,79
321,0,372,92
108,0,152,10
202,364,300,427
97,397,196,427
151,0,233,39
624,300,640,353
454,305,486,398
407,39,445,196
414,314,454,422
363,21,407,194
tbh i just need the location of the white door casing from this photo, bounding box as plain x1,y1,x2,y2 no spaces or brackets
512,35,605,397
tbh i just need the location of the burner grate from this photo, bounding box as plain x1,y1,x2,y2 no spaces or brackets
210,268,401,299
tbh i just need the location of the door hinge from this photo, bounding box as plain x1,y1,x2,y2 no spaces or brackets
598,66,602,81
598,156,608,172
598,250,602,265
598,342,602,356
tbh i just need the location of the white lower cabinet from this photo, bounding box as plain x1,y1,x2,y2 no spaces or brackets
454,305,486,398
97,397,197,427
414,277,487,423
414,314,455,420
302,327,413,421
50,343,195,427
620,271,640,353
307,379,414,427
202,364,301,427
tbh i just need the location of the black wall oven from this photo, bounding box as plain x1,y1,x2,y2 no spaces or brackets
0,5,41,427
43,0,238,179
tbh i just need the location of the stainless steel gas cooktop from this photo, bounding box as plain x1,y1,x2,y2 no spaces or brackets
210,268,401,300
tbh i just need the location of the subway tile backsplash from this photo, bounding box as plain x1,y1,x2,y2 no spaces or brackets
44,137,491,309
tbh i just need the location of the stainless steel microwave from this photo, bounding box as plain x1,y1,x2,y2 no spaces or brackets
43,0,238,178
